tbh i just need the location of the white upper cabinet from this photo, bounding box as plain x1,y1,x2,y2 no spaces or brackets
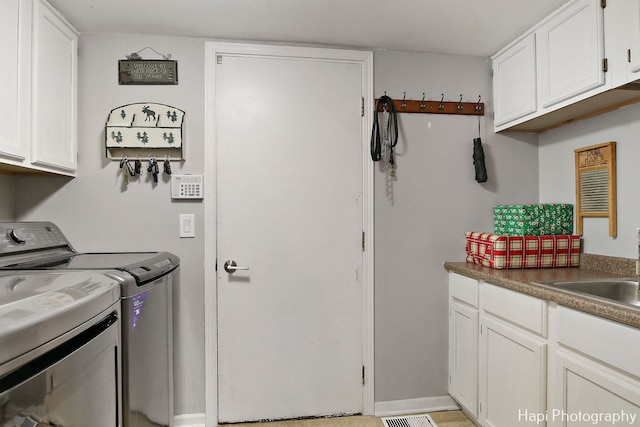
0,0,77,176
491,0,640,133
492,34,537,127
0,0,30,162
628,0,640,74
30,0,77,173
536,0,605,108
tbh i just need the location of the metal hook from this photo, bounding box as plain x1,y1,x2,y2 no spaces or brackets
420,93,426,110
475,95,482,112
457,94,464,111
438,94,445,110
401,92,407,109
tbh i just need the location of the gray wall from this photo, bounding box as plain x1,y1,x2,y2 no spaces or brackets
13,33,206,415
372,50,539,402
9,34,544,414
539,102,640,258
0,175,14,221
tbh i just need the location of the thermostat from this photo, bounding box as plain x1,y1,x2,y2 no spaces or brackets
171,175,203,199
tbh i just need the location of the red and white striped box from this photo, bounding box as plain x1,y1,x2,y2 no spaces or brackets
465,231,580,269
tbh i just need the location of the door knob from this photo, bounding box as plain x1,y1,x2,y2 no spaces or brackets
224,260,249,273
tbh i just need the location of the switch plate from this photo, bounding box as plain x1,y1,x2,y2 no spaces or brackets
179,214,195,238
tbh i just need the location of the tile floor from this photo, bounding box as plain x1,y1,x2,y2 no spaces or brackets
232,410,475,427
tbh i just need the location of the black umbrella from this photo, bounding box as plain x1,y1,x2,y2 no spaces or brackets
473,137,487,183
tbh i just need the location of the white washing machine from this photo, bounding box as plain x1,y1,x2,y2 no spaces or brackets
0,222,180,427
0,269,120,426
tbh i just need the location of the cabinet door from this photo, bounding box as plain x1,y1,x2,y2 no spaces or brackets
479,315,547,427
449,300,478,417
492,34,537,127
30,0,77,174
0,0,30,162
629,0,640,74
549,349,640,427
537,0,605,108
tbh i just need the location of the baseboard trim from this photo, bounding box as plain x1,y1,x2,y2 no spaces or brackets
374,395,460,417
174,397,459,425
174,413,206,427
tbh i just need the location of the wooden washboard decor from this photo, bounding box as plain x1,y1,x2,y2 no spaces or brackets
574,142,617,237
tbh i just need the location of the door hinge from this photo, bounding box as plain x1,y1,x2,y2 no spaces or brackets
362,231,365,252
217,55,223,64
480,324,483,334
603,58,608,72
362,365,366,385
361,97,365,117
629,49,632,63
601,0,606,8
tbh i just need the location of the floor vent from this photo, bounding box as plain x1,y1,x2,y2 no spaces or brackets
382,414,438,427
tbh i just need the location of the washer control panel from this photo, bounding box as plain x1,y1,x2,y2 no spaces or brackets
0,222,70,254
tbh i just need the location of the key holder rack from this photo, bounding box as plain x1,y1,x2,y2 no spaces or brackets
375,93,484,116
105,102,185,161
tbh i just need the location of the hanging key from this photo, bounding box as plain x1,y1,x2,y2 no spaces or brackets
148,158,159,183
134,159,142,175
122,165,129,185
163,158,172,175
126,159,135,176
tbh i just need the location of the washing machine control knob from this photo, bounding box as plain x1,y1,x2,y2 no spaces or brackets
7,229,26,244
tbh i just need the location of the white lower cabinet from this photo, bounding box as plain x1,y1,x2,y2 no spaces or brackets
449,299,478,416
548,306,640,427
448,272,479,417
479,315,547,426
448,274,640,427
448,274,547,425
478,283,548,427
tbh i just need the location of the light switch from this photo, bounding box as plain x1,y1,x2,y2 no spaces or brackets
180,214,195,238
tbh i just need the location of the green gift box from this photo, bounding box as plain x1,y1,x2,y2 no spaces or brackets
494,204,573,236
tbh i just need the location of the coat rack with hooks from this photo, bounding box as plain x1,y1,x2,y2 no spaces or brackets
375,93,484,116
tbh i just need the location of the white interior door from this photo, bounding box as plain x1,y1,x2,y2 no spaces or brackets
215,46,369,424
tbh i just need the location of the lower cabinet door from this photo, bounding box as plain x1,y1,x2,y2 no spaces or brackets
449,299,478,416
548,349,640,427
479,314,547,427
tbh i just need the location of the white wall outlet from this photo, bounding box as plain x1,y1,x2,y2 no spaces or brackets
179,214,195,238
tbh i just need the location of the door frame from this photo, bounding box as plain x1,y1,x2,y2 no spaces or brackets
203,42,374,425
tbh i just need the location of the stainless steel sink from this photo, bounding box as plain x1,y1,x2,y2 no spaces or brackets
534,278,640,307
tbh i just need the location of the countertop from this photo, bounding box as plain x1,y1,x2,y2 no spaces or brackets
444,254,640,329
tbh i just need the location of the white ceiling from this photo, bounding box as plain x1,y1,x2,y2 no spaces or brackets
48,0,569,57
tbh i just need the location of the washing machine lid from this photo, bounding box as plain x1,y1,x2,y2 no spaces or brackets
0,271,120,367
12,252,180,285
1,251,179,285
0,222,180,285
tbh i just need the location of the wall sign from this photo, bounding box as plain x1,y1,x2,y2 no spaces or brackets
118,60,178,85
574,141,617,237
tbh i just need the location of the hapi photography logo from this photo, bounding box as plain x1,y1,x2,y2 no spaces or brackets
519,409,638,425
